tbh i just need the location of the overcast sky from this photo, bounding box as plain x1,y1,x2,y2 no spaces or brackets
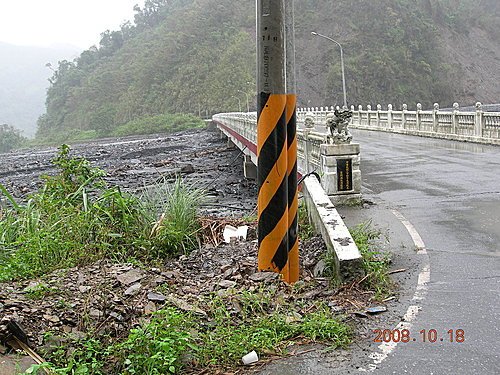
0,0,144,50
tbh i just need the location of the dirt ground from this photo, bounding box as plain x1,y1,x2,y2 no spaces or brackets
0,127,401,374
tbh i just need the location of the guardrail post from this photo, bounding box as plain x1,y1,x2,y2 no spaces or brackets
388,104,393,128
475,102,483,137
376,104,381,127
452,102,459,135
416,103,422,131
402,103,407,129
433,103,439,133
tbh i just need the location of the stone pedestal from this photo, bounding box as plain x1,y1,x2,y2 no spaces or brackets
243,155,257,180
320,143,362,205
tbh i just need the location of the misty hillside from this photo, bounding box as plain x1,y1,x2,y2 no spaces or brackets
36,0,500,141
0,42,79,137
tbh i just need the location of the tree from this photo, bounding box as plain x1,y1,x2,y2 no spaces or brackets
0,124,26,153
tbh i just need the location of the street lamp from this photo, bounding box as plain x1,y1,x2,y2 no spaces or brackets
237,90,250,113
311,31,347,108
232,96,242,112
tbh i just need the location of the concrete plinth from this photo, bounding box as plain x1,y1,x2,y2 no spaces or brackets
243,155,257,179
227,138,236,149
320,143,362,205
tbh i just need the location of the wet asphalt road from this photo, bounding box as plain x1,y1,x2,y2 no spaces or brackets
352,129,500,374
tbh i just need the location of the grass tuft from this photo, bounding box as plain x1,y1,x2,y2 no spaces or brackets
0,145,204,281
350,221,393,299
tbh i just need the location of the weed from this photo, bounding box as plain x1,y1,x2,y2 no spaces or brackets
298,201,315,240
195,291,350,366
26,289,351,374
144,178,206,257
24,283,59,300
350,221,393,299
0,146,205,281
241,213,257,223
114,308,196,374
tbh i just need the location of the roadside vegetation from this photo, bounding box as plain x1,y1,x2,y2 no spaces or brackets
319,219,393,299
1,146,353,374
29,293,350,375
111,113,204,137
0,123,26,153
350,221,393,299
0,145,203,282
33,113,205,145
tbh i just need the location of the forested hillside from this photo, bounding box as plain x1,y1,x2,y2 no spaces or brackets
37,0,500,141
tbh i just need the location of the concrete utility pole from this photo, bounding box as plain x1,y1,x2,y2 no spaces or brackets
284,0,299,283
256,0,292,281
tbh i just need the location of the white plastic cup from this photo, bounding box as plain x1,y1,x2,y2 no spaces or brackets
242,350,259,365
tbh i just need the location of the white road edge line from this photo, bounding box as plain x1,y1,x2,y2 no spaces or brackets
358,209,431,372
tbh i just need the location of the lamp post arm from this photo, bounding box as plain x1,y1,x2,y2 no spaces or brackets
311,31,348,108
237,89,250,112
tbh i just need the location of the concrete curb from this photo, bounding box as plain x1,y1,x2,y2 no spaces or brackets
302,175,363,282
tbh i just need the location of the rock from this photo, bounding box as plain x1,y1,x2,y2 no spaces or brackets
180,164,195,174
43,315,60,323
220,264,232,272
147,292,166,303
117,269,145,286
218,280,237,288
162,270,181,279
166,296,207,316
150,276,166,288
353,311,369,319
313,260,327,277
0,343,8,354
109,312,124,321
124,283,142,296
78,286,92,293
366,306,387,314
248,272,279,282
144,301,157,314
89,309,103,318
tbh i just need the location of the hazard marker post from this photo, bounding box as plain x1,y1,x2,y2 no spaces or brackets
257,0,298,283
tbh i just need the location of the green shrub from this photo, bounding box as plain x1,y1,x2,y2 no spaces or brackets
112,114,204,137
0,146,204,281
114,308,196,375
27,290,351,374
142,178,205,257
0,124,26,153
350,221,392,299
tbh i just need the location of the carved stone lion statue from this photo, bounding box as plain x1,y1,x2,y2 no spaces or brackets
326,108,353,144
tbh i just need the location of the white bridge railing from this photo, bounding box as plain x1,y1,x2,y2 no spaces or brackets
212,112,328,176
297,102,500,145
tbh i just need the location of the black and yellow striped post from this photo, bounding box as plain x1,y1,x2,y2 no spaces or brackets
283,93,299,283
283,0,299,284
256,0,290,277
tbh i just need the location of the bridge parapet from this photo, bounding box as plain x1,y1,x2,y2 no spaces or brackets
212,112,363,204
297,102,500,145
